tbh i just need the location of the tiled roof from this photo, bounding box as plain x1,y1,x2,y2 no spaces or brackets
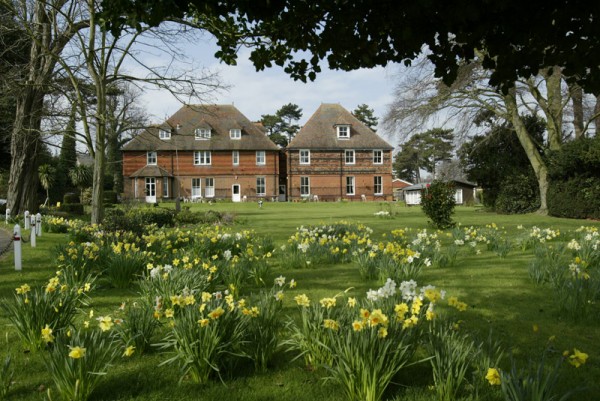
123,105,279,152
129,165,173,178
287,104,393,150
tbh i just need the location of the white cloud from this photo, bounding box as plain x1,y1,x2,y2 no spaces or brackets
136,36,397,132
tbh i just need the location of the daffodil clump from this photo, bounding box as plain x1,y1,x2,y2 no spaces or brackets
1,277,93,351
44,215,70,233
43,311,131,401
488,347,588,401
284,222,373,268
528,225,599,320
156,278,293,383
287,279,456,401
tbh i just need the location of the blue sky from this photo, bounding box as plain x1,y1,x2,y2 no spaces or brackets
137,34,398,136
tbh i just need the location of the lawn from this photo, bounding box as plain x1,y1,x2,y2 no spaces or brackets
0,203,598,401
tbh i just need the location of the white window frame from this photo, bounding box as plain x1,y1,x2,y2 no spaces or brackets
232,150,239,166
191,178,202,199
194,128,211,140
346,176,355,195
373,150,383,164
300,176,310,196
256,176,266,196
159,130,171,140
374,176,383,195
345,149,355,165
256,150,266,165
147,151,157,165
230,129,242,139
205,177,215,198
299,149,310,165
193,151,211,165
454,188,463,204
162,177,169,197
337,125,350,139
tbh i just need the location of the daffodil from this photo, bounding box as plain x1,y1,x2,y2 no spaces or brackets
41,324,54,343
294,294,310,307
123,346,135,357
68,346,86,359
568,349,588,368
208,307,224,320
485,368,501,385
97,316,114,332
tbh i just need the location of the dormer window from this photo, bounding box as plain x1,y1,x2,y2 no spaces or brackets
230,129,242,139
337,125,350,139
195,128,211,139
159,129,171,140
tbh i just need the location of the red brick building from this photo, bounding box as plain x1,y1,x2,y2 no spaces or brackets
286,104,394,201
122,105,280,202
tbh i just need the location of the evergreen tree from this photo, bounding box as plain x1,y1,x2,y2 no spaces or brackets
352,104,378,131
56,108,78,199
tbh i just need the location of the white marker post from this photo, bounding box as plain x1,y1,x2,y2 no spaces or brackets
24,210,30,230
5,208,9,223
13,224,22,271
36,213,42,236
30,215,36,248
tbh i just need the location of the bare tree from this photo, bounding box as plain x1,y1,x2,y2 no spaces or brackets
4,0,224,222
3,0,89,215
384,54,599,214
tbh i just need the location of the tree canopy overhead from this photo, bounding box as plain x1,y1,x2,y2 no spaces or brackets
101,0,600,94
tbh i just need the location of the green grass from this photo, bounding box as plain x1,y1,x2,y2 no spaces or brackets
0,204,599,401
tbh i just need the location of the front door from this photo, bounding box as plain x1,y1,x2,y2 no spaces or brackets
232,184,241,202
278,184,286,202
145,177,156,203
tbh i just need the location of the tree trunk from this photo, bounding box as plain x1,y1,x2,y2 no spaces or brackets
595,96,600,135
570,82,584,139
504,89,549,214
544,67,563,150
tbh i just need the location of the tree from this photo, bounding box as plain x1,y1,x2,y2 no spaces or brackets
260,103,303,147
69,164,92,201
38,164,56,206
3,1,89,215
393,128,454,182
384,56,596,214
101,0,600,95
458,114,545,210
352,104,378,131
4,1,222,222
277,103,302,143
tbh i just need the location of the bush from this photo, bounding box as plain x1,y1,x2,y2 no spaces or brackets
421,181,456,229
103,190,118,205
60,203,84,215
63,193,79,204
548,177,600,219
494,173,540,214
103,206,174,234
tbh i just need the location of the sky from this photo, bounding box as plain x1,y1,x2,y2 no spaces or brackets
136,34,400,143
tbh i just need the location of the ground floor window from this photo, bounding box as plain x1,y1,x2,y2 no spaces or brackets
192,178,202,199
162,177,169,197
346,176,355,195
256,177,266,196
205,177,215,197
300,176,310,196
374,176,382,195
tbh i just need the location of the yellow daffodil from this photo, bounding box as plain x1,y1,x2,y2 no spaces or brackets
352,320,364,332
123,346,135,357
485,368,501,385
97,316,114,332
68,346,86,359
378,327,388,338
347,297,357,308
41,325,54,343
568,349,588,368
208,307,225,320
323,319,339,331
294,294,310,307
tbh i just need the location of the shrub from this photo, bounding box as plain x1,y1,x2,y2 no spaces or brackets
421,181,456,229
63,193,79,204
60,203,84,215
495,174,540,214
103,190,118,205
103,206,174,234
548,177,600,219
